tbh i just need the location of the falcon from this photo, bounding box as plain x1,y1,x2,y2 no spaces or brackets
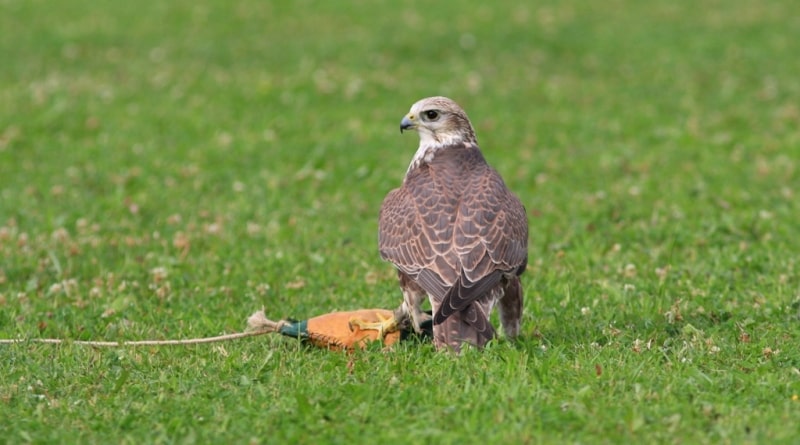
376,96,528,352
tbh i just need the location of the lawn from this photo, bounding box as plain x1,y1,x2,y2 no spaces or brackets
1,0,799,443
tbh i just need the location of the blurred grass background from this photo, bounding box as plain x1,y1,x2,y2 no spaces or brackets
1,0,799,443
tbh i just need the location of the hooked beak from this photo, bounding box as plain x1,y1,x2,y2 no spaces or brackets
400,115,416,133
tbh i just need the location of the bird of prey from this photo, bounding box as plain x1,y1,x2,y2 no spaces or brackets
375,96,529,352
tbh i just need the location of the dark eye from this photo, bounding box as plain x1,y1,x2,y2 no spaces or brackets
424,110,439,120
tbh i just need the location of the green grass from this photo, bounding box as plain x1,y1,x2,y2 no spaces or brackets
2,0,800,443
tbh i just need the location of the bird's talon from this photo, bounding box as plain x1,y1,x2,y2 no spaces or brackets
348,313,398,339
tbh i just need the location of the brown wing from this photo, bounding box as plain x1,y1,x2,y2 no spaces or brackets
380,182,496,345
433,163,528,325
378,185,446,293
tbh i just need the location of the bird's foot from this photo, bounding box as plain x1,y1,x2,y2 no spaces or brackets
348,312,399,339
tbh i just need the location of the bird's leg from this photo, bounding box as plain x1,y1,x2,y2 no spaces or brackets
397,272,432,333
405,300,432,334
497,276,523,339
348,312,399,340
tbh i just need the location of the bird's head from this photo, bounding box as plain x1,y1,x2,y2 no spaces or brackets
400,96,477,149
